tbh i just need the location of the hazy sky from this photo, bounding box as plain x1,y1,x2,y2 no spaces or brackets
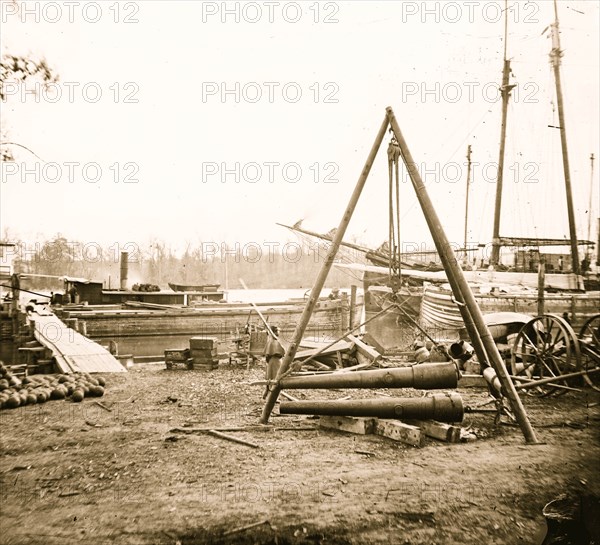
1,0,598,257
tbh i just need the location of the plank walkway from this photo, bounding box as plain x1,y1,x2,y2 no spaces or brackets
30,309,126,374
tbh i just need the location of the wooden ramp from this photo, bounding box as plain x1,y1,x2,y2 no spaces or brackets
31,309,126,374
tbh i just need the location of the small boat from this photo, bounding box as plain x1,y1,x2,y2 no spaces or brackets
168,282,221,292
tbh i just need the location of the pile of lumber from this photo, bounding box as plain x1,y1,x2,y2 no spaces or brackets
294,334,382,371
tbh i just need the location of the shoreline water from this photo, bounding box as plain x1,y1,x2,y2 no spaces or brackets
1,287,364,365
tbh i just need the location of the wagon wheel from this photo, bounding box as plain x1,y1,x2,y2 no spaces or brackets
511,314,581,396
579,314,600,392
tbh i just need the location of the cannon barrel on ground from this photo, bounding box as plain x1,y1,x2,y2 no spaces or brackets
279,362,459,390
279,393,464,422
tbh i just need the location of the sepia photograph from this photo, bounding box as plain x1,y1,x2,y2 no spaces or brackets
1,1,599,543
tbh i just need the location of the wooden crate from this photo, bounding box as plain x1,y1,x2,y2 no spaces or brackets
164,348,190,362
191,361,217,371
191,353,219,366
189,337,219,350
190,348,217,359
166,358,194,370
190,351,218,363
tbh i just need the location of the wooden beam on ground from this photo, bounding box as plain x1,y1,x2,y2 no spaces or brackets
205,430,260,448
375,419,424,447
319,415,376,435
223,520,271,537
403,419,461,443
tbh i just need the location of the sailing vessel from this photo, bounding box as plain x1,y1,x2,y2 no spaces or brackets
417,0,599,340
283,1,599,349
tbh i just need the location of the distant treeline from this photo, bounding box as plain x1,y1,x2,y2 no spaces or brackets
4,236,363,290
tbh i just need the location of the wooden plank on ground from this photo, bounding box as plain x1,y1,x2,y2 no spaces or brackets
346,335,381,363
206,430,260,449
319,415,376,435
403,419,461,443
375,419,424,447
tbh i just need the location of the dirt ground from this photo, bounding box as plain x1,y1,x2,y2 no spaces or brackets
1,362,599,545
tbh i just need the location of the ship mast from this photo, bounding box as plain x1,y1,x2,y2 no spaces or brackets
490,0,515,267
550,0,581,277
463,144,472,266
586,153,595,267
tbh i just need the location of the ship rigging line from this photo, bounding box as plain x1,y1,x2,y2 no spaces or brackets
0,284,51,299
0,141,47,163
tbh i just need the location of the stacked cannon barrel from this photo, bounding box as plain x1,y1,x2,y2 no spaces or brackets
278,362,465,423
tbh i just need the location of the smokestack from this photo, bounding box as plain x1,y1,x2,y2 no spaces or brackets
120,252,128,290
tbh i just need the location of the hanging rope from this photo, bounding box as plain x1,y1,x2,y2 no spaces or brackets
387,135,402,290
395,141,401,276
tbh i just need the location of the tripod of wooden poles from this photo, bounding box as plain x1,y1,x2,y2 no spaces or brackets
259,106,538,444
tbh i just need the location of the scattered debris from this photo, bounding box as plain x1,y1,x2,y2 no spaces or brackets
354,449,376,457
273,426,318,431
389,510,436,524
205,430,260,449
172,425,270,434
280,391,300,402
222,519,271,536
93,401,112,412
